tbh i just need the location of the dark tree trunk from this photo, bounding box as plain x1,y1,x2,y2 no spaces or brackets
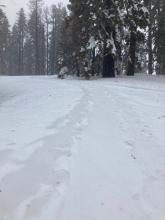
160,57,165,75
46,22,49,75
91,48,95,76
50,18,56,75
127,31,136,76
102,54,115,78
21,33,24,75
148,35,153,75
75,59,80,77
157,0,163,75
18,43,21,75
148,0,153,75
35,0,39,75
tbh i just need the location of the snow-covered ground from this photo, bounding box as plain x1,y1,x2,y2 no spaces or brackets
0,75,165,220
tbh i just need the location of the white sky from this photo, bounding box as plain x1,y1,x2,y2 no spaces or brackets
2,0,68,26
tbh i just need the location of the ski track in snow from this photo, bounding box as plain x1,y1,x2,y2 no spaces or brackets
0,75,165,220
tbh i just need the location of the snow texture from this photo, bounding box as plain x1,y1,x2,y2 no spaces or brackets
0,75,165,220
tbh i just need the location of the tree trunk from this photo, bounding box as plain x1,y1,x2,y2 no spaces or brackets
46,22,49,75
156,0,161,74
35,0,39,75
75,59,80,77
102,54,115,78
160,56,165,75
21,31,24,75
127,31,136,76
18,41,21,75
91,48,95,76
148,0,153,75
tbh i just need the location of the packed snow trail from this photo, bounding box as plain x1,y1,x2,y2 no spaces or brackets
0,75,165,220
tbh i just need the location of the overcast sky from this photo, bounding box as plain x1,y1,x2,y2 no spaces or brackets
2,0,68,26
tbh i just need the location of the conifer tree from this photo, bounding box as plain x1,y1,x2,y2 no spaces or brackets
28,0,45,75
124,0,148,76
49,4,67,75
67,0,123,78
10,8,27,75
157,0,165,74
0,8,10,75
43,6,50,75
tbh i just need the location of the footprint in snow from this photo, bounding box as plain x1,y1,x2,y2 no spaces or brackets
7,142,16,146
158,115,165,119
131,193,140,200
125,141,134,151
131,154,136,160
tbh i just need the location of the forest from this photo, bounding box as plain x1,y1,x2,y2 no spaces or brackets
0,0,165,78
0,1,165,219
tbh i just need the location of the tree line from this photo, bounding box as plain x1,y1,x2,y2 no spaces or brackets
0,0,165,77
0,0,66,75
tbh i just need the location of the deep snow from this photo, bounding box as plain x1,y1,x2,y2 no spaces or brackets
0,75,165,220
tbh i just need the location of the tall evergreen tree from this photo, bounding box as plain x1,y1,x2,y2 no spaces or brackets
146,0,154,74
43,6,50,75
27,0,45,75
124,0,148,76
10,8,27,75
0,8,10,75
67,0,123,78
157,0,165,75
49,4,67,75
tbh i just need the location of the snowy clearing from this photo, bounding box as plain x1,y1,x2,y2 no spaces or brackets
0,75,165,220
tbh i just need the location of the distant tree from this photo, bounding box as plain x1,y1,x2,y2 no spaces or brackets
43,6,50,75
27,0,45,75
145,0,154,75
144,0,165,75
156,0,165,75
10,8,27,75
0,8,10,75
124,0,148,76
49,4,67,75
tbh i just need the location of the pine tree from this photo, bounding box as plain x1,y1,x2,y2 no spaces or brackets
124,0,148,76
67,0,89,77
10,8,27,75
146,0,154,74
9,24,19,75
158,0,165,75
43,6,50,75
49,4,67,75
0,8,10,75
28,0,45,75
67,0,123,78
